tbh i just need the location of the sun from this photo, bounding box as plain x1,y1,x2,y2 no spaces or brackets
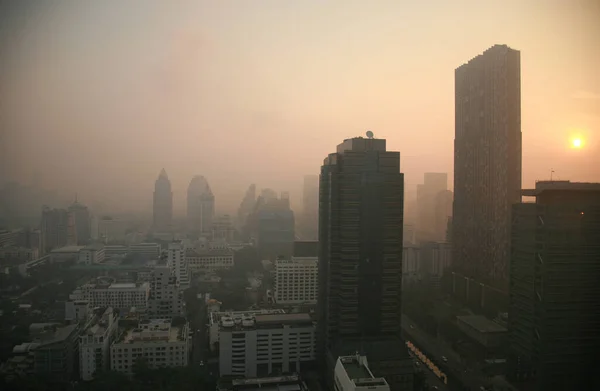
572,138,582,148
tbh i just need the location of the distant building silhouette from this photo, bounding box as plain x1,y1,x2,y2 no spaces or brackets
68,197,91,245
301,174,319,240
453,44,522,288
40,206,75,255
186,175,215,234
416,173,447,243
153,169,173,232
508,181,600,391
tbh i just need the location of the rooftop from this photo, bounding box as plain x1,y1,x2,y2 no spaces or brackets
118,319,186,344
108,282,137,289
341,357,371,380
51,246,84,253
186,248,233,257
255,313,312,325
457,315,507,333
83,243,104,251
522,181,600,196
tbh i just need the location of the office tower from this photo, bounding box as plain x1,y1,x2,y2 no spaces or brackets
416,173,448,242
434,189,453,241
302,174,319,240
40,207,74,255
187,175,215,234
68,198,91,245
153,169,173,231
256,193,295,260
453,44,522,288
508,181,600,391
318,136,409,390
237,183,256,229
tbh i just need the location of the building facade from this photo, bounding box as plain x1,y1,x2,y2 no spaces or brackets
218,313,316,377
168,241,190,289
110,319,190,374
187,175,215,234
153,169,173,232
186,248,234,273
334,354,390,391
508,181,600,391
453,44,522,288
79,307,118,381
318,136,407,390
274,257,318,305
147,266,184,318
302,174,319,240
78,244,105,265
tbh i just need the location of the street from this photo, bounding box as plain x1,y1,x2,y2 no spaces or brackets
402,314,487,391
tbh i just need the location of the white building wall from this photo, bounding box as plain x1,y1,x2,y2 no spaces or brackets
274,257,318,305
148,266,183,318
79,308,118,380
219,318,316,377
168,242,190,289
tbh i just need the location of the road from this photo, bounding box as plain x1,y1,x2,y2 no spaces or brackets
402,314,488,391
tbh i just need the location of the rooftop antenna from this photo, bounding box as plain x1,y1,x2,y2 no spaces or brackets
550,169,555,181
366,130,374,139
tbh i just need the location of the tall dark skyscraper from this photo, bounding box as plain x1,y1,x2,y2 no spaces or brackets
40,206,75,255
153,169,173,231
318,136,409,390
508,181,600,391
453,44,522,288
187,175,215,234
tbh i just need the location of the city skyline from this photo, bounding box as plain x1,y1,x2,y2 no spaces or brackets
1,1,598,215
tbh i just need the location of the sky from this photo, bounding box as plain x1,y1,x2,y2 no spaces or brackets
1,0,599,215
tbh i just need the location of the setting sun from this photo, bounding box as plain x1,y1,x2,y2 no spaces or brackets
572,138,582,148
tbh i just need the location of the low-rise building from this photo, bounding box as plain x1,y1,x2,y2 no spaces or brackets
78,243,105,265
129,243,161,259
0,247,39,263
50,245,84,263
274,257,318,305
209,309,285,351
334,354,390,391
66,278,149,315
79,307,119,380
33,324,80,381
186,248,234,273
110,318,190,374
219,312,316,377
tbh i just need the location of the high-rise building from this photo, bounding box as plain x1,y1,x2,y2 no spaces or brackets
433,189,453,241
79,307,118,381
148,266,183,318
153,169,173,232
302,174,319,240
416,173,448,242
168,241,190,290
68,198,91,245
237,184,256,229
508,181,600,391
40,207,75,255
318,136,409,390
274,257,318,305
187,175,215,234
453,44,522,288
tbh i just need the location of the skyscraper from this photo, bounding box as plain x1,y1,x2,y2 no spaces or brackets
302,174,319,240
40,206,75,255
508,181,600,390
416,172,448,242
318,136,409,390
186,175,215,234
153,169,173,231
68,198,91,245
453,44,522,288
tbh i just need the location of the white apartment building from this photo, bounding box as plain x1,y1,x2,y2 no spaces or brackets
209,309,285,351
65,299,91,322
148,266,183,318
334,355,390,391
274,257,318,305
110,318,190,374
78,244,105,265
219,312,316,377
129,243,161,259
186,248,234,273
79,307,118,381
168,242,190,289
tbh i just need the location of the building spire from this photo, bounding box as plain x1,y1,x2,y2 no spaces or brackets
159,168,168,179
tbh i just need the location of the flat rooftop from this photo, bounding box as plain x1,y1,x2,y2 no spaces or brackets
255,313,312,325
342,358,371,380
210,309,284,324
457,315,507,333
108,282,138,289
522,181,600,196
51,246,84,253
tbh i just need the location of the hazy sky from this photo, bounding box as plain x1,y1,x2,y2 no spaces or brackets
1,0,599,214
